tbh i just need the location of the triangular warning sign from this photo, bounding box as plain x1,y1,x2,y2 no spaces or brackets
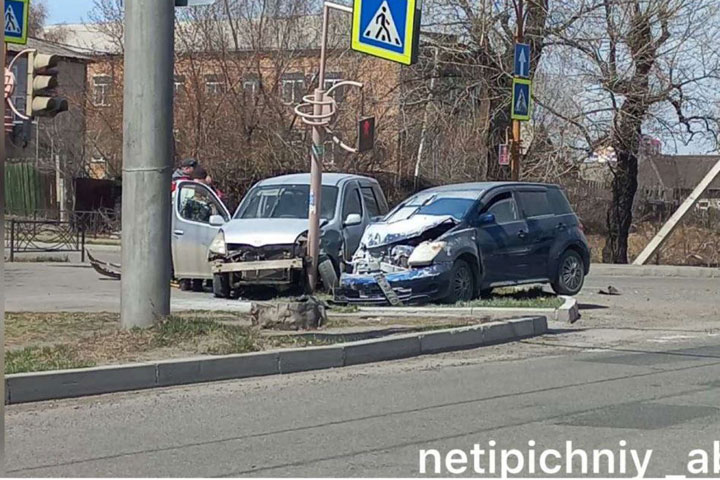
363,0,402,47
5,6,21,35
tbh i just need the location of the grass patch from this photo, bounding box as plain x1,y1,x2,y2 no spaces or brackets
6,345,96,374
154,316,260,355
450,287,564,309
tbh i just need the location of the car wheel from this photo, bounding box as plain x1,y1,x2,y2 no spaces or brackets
444,259,475,304
212,273,231,298
552,250,585,296
179,279,192,291
318,258,340,291
191,279,205,292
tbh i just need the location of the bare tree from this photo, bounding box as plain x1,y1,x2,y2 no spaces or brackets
544,0,720,263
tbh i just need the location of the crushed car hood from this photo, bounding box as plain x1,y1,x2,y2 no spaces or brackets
360,215,457,248
222,219,308,247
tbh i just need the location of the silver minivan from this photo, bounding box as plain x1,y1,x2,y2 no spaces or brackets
207,173,388,298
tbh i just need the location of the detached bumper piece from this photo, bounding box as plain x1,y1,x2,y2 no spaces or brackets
212,258,304,285
337,263,453,306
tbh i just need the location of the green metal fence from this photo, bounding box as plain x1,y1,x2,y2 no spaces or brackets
4,163,54,216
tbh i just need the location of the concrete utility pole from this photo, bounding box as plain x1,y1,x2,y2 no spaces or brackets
511,0,524,181
121,0,175,328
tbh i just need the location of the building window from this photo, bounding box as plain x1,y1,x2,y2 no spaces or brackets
205,74,225,96
243,77,259,100
324,73,344,103
174,75,186,96
93,75,112,107
281,74,305,104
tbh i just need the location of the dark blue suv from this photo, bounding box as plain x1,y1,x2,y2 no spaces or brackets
338,182,590,305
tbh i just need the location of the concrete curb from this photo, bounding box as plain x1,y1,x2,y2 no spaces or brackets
5,316,547,405
591,263,720,278
347,297,579,324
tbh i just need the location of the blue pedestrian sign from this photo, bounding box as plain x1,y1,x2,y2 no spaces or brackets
511,78,532,121
514,43,530,78
352,0,421,66
5,0,29,45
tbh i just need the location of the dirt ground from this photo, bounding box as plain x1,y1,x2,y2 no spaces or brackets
587,222,720,266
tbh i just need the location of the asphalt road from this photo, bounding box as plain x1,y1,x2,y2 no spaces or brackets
6,332,720,477
5,261,720,476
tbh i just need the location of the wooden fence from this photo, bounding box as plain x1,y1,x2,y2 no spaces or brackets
4,162,56,216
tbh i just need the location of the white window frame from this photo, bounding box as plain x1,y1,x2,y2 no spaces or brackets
93,75,112,107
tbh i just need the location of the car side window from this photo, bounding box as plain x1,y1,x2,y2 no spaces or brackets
361,186,381,218
178,183,224,224
517,190,554,218
342,186,363,219
481,192,519,224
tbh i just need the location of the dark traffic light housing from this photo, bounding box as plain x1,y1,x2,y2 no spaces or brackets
27,52,69,118
358,116,375,153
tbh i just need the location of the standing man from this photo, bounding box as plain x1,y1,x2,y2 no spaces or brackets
171,157,198,192
172,157,197,181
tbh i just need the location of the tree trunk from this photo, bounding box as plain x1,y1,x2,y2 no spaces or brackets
602,148,638,263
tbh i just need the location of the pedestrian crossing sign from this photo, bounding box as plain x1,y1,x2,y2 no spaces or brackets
5,0,29,45
511,78,532,121
352,0,421,65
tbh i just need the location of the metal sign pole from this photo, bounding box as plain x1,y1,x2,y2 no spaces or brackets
511,0,524,181
0,0,7,466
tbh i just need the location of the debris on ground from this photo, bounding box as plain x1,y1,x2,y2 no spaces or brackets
598,285,622,296
250,295,328,330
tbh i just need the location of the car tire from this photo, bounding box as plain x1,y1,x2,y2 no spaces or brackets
552,250,585,296
318,258,340,291
213,273,231,298
191,279,204,292
443,259,475,304
179,279,192,291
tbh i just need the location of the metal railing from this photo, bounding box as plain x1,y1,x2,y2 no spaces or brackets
6,219,86,262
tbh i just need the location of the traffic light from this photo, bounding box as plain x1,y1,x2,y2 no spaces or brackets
26,52,68,118
358,116,375,153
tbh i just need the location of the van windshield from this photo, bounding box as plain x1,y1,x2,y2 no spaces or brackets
235,185,339,220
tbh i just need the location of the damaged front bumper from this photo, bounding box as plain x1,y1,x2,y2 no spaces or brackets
336,263,454,305
211,258,305,285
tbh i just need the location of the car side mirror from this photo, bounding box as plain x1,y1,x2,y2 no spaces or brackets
478,213,496,225
344,213,362,227
209,215,225,227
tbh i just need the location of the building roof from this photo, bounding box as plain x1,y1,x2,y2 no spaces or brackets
639,155,720,191
45,18,456,57
8,37,93,61
44,16,348,56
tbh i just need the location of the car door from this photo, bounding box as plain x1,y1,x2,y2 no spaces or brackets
340,181,365,261
515,188,556,279
474,191,531,283
361,183,387,222
172,181,231,279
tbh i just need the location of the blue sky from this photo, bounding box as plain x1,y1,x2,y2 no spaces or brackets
47,0,95,25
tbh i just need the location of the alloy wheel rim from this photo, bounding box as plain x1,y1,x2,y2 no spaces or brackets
454,266,473,300
561,256,582,291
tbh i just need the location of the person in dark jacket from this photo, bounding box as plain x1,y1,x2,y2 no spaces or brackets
172,157,197,181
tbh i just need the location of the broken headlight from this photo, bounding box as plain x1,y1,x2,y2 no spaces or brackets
408,241,446,267
209,231,227,256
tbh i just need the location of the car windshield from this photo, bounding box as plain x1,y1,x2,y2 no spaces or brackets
235,185,339,220
386,190,482,222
